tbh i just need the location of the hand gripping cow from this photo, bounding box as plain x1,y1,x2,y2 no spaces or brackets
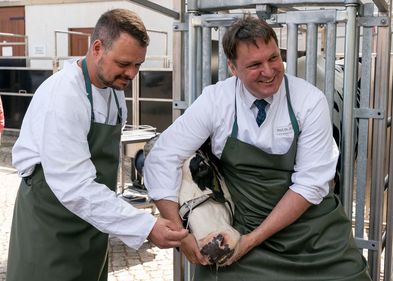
139,137,241,266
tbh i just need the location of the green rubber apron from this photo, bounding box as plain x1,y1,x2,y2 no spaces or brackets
7,58,122,281
195,76,371,281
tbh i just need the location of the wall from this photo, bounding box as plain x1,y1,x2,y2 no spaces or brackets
23,0,175,69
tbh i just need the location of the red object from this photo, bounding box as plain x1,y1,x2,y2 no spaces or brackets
0,96,4,133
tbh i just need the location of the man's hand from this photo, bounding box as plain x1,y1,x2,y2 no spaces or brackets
221,234,253,266
147,217,189,248
180,233,210,265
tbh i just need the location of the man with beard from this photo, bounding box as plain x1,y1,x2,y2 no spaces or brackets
7,9,187,281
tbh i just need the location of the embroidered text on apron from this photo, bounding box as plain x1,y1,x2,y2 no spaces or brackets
7,58,123,281
195,76,371,281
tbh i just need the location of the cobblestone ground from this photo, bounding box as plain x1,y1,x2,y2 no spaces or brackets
0,132,174,281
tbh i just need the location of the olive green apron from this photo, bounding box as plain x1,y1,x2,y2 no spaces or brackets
195,76,371,281
7,58,122,281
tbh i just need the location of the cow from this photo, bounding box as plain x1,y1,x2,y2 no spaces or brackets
136,137,241,266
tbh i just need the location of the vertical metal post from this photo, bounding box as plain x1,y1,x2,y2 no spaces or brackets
383,2,393,280
188,13,197,105
202,26,212,89
341,3,358,218
172,0,185,121
305,23,318,85
324,22,337,119
218,26,228,81
195,25,203,97
354,3,374,241
369,3,392,280
286,23,298,76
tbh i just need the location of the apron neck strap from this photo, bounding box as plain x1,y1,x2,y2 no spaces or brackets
82,58,95,121
284,75,300,136
82,58,122,124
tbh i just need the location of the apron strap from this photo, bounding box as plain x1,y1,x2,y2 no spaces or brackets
82,58,95,121
284,75,300,136
231,78,239,138
112,89,123,124
81,58,122,124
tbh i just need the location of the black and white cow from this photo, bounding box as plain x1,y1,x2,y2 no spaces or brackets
137,137,241,266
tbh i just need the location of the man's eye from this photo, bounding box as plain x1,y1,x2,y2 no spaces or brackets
248,63,260,69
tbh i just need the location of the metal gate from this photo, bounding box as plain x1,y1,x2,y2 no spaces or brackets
172,0,393,280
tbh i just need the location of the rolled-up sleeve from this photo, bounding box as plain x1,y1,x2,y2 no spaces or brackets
290,94,339,204
144,88,216,201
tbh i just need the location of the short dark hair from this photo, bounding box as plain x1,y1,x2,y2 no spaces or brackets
222,16,278,62
91,9,149,50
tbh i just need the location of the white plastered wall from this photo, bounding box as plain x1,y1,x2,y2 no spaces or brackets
25,0,175,69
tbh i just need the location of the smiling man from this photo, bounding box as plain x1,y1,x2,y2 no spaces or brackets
7,9,187,281
143,16,372,281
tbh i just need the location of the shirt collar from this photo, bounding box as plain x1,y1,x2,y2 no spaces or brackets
240,83,275,109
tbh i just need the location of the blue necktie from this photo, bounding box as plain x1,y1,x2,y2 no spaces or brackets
254,99,268,127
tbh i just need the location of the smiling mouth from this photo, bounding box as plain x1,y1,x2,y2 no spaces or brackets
259,76,275,83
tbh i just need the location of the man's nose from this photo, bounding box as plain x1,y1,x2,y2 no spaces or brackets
125,66,139,79
260,62,274,76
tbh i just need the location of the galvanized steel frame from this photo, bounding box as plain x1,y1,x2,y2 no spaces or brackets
171,0,393,280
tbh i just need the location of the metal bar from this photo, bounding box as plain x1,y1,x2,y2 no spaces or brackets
187,14,198,105
286,23,298,76
218,26,229,81
188,0,349,12
382,2,393,280
202,26,212,88
127,0,180,19
305,23,317,85
341,4,358,218
324,22,337,119
276,9,338,24
0,32,27,38
195,26,203,98
132,72,140,125
354,2,373,241
369,9,391,281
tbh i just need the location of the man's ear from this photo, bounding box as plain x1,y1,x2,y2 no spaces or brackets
227,59,237,77
91,39,103,57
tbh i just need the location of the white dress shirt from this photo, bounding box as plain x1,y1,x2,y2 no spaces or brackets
12,59,155,249
144,74,339,205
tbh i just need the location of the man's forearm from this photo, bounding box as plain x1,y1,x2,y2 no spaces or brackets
248,189,312,247
154,199,183,230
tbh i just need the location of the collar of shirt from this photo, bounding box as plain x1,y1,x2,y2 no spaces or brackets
239,82,276,115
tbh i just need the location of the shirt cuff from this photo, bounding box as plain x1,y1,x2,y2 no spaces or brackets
117,213,157,249
289,183,328,205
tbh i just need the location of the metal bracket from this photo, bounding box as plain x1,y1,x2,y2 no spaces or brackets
173,22,188,32
256,5,277,20
173,100,188,110
358,16,390,27
355,238,380,250
353,108,384,119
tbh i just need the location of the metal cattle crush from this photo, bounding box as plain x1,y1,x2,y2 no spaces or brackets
171,0,393,280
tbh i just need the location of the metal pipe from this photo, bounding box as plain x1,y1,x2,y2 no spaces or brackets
368,8,391,281
187,14,197,105
286,23,298,76
340,4,358,219
218,26,229,81
354,3,373,240
195,26,203,97
305,23,318,85
324,22,336,119
202,26,212,88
